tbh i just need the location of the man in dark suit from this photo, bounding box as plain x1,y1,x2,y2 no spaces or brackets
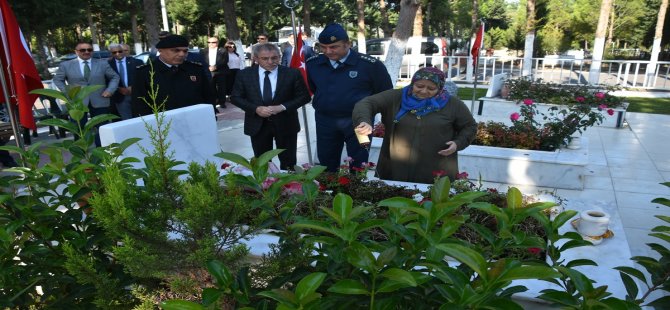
231,43,311,170
108,43,143,120
281,33,314,67
132,35,213,117
200,37,229,108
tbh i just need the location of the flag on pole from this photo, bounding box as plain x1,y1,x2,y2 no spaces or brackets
289,30,312,95
0,0,43,130
471,22,485,70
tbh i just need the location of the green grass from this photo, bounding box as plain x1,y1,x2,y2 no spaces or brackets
457,87,488,100
625,97,670,115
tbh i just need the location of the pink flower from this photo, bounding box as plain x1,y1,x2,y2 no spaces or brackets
575,96,585,103
595,92,605,99
366,162,376,168
282,181,303,195
528,247,542,255
598,104,607,110
432,170,446,177
456,172,469,180
523,98,534,105
301,163,313,169
607,109,615,116
262,177,278,190
220,163,231,170
351,166,364,172
343,157,353,163
510,112,520,121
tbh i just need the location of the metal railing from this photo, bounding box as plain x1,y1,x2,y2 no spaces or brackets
379,55,670,90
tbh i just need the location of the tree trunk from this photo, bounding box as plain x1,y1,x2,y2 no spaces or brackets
222,0,244,58
143,0,161,51
303,0,312,37
36,34,51,78
645,0,668,86
130,9,142,54
466,0,479,81
379,0,392,37
356,0,367,53
588,0,614,85
522,0,536,77
87,5,99,51
412,4,423,36
606,0,615,51
385,0,420,85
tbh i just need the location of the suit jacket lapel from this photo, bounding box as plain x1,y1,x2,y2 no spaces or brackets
275,67,287,99
251,68,262,101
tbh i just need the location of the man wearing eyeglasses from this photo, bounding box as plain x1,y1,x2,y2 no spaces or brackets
200,37,229,108
108,43,143,120
132,35,213,117
53,42,120,146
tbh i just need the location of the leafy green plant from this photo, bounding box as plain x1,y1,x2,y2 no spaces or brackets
615,182,670,308
0,85,136,308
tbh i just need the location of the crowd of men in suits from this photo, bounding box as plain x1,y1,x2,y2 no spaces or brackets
50,23,393,172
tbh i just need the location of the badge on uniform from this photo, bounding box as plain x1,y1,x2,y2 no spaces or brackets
349,71,358,78
190,75,197,82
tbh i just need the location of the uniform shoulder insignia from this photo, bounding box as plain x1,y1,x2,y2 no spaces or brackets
360,54,377,63
306,54,319,62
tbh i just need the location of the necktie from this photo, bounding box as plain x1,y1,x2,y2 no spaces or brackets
117,60,126,87
171,65,179,73
334,60,342,69
83,61,90,80
263,70,272,104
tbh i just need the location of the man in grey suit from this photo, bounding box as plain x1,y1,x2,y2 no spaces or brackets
53,42,120,146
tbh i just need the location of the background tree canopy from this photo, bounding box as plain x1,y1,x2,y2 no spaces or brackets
8,0,670,61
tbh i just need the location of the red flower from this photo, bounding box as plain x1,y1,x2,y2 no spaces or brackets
510,112,520,121
367,162,376,168
607,109,615,116
432,170,446,177
527,247,542,255
523,98,534,106
352,166,364,172
595,92,605,99
456,172,469,180
487,188,498,193
338,176,350,185
597,104,607,110
575,96,585,103
319,183,327,191
220,163,231,170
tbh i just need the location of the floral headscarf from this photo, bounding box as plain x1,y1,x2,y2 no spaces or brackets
395,67,450,122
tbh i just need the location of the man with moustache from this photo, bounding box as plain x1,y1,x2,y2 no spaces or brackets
108,43,142,120
132,35,213,117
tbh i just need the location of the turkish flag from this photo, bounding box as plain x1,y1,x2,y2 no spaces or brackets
471,22,485,69
0,0,43,130
289,30,312,95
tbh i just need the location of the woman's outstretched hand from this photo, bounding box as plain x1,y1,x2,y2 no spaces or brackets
438,141,458,156
355,122,373,135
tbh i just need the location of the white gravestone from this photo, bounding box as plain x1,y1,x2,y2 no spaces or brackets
485,73,507,98
99,104,221,169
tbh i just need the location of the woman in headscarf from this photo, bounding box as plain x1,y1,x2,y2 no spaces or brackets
352,67,477,183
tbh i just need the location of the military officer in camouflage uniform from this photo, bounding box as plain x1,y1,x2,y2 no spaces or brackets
306,23,393,172
132,35,214,117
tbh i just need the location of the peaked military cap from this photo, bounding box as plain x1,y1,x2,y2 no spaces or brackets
318,23,349,44
156,35,189,48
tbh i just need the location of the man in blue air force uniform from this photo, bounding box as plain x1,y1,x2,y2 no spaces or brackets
306,23,393,172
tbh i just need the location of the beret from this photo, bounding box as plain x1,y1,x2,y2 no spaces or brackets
156,35,189,48
318,23,349,44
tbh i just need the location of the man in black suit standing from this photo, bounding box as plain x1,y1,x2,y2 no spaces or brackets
231,43,311,170
108,43,143,120
200,37,229,108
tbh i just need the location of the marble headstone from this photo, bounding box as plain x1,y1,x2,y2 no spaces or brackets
485,73,507,98
99,104,221,169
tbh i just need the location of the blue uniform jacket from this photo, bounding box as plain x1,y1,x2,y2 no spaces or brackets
306,50,392,117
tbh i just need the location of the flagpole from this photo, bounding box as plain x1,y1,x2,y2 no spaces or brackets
0,40,23,149
284,0,313,165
